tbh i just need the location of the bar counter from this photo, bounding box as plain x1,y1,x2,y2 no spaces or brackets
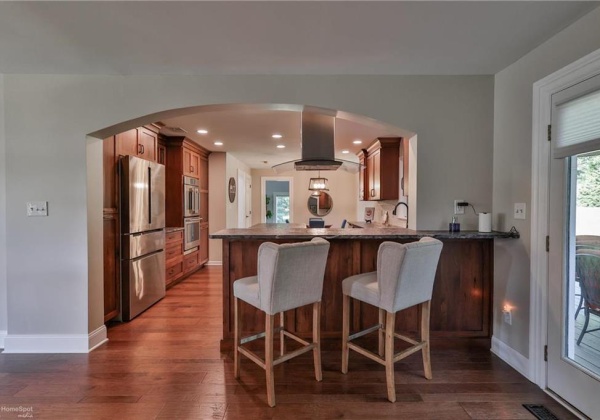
211,224,518,350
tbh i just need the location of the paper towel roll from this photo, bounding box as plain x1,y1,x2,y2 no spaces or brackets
479,212,492,233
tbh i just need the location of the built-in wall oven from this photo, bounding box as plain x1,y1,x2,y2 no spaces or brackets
184,217,201,251
184,176,200,217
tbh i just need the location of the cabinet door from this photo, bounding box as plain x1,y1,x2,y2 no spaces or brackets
103,212,119,322
402,138,409,197
372,149,381,200
116,128,139,157
157,143,166,165
200,224,209,264
183,148,200,178
138,128,157,162
358,152,366,201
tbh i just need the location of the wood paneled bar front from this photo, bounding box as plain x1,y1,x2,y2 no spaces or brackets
211,224,518,351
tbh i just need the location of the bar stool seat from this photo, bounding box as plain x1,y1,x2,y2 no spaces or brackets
341,238,443,402
233,237,330,407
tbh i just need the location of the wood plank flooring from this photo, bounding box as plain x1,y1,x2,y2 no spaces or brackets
0,266,578,419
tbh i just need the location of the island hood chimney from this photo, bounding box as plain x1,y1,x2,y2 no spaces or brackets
294,111,342,171
272,107,359,174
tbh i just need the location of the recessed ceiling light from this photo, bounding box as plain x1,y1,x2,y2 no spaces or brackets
352,139,362,145
342,150,349,154
272,134,283,139
276,144,286,149
197,129,208,134
214,141,223,146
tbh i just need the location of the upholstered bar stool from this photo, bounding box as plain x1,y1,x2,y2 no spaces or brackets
233,238,330,407
341,238,443,402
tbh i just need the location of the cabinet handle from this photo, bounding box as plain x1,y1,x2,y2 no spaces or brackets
371,189,375,197
190,166,194,173
137,144,142,154
141,145,145,154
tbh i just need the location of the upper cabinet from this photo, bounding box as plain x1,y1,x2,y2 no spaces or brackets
360,137,404,201
183,147,200,178
116,126,159,162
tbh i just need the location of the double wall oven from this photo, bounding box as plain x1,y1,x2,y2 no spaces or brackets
183,176,201,251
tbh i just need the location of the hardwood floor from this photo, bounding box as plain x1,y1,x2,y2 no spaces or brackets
0,266,577,419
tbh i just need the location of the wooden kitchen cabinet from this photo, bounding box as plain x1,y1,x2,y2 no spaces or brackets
116,126,159,162
357,149,367,201
364,137,401,201
164,136,210,277
183,147,200,178
165,229,184,288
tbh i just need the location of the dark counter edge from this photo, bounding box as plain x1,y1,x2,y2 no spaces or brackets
165,227,185,233
210,228,519,240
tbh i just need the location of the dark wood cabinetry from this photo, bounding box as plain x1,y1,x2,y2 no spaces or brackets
164,136,210,270
165,230,184,287
116,126,158,162
359,137,404,201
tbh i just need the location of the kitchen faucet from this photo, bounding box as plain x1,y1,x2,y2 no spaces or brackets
392,202,409,227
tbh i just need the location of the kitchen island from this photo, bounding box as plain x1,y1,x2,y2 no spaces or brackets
211,224,518,350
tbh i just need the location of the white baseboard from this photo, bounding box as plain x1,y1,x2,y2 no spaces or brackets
491,336,530,379
3,326,108,353
88,325,108,352
0,329,7,349
206,260,222,266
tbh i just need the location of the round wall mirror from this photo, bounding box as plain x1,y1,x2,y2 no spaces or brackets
307,191,333,216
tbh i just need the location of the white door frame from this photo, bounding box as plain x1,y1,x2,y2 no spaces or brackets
261,177,293,223
531,48,600,389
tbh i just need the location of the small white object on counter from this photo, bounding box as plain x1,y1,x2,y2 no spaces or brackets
478,212,492,232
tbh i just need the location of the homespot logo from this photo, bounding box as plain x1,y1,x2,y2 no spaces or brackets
0,406,34,418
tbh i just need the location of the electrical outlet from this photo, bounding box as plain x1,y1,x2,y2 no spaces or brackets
503,307,512,325
514,203,526,220
27,201,48,217
454,199,464,215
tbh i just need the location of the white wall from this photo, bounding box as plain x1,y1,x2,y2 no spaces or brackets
0,75,7,344
2,74,492,351
208,152,226,264
493,7,600,359
252,169,357,228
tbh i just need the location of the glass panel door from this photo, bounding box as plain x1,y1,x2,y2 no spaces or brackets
547,80,600,418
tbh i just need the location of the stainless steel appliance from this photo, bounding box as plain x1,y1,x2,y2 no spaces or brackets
119,155,166,321
184,176,200,217
184,217,201,251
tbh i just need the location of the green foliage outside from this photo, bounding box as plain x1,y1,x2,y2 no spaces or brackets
577,154,600,207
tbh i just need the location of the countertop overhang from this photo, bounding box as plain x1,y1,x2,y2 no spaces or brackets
210,223,519,240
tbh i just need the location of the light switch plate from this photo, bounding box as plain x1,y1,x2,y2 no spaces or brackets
27,201,48,217
514,203,526,220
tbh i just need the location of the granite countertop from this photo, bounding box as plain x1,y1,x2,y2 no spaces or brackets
210,223,519,240
165,227,185,233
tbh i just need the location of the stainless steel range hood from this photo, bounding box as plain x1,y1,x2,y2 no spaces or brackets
272,107,359,174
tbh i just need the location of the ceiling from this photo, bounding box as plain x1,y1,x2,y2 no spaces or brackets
2,1,597,169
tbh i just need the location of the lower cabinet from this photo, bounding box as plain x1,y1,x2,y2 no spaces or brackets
165,230,184,287
184,250,200,273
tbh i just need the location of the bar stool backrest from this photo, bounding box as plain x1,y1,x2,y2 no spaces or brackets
258,237,330,315
377,237,443,313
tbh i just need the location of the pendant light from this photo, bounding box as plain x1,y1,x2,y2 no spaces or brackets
308,171,329,193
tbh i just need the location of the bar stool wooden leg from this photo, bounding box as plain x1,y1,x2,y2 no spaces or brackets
341,294,350,374
385,311,396,403
421,300,432,380
265,314,275,407
280,311,285,356
313,302,322,381
378,308,386,357
234,297,240,379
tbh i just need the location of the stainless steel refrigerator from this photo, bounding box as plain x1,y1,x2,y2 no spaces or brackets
119,155,166,321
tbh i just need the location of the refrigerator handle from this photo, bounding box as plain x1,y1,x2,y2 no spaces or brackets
148,166,152,224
